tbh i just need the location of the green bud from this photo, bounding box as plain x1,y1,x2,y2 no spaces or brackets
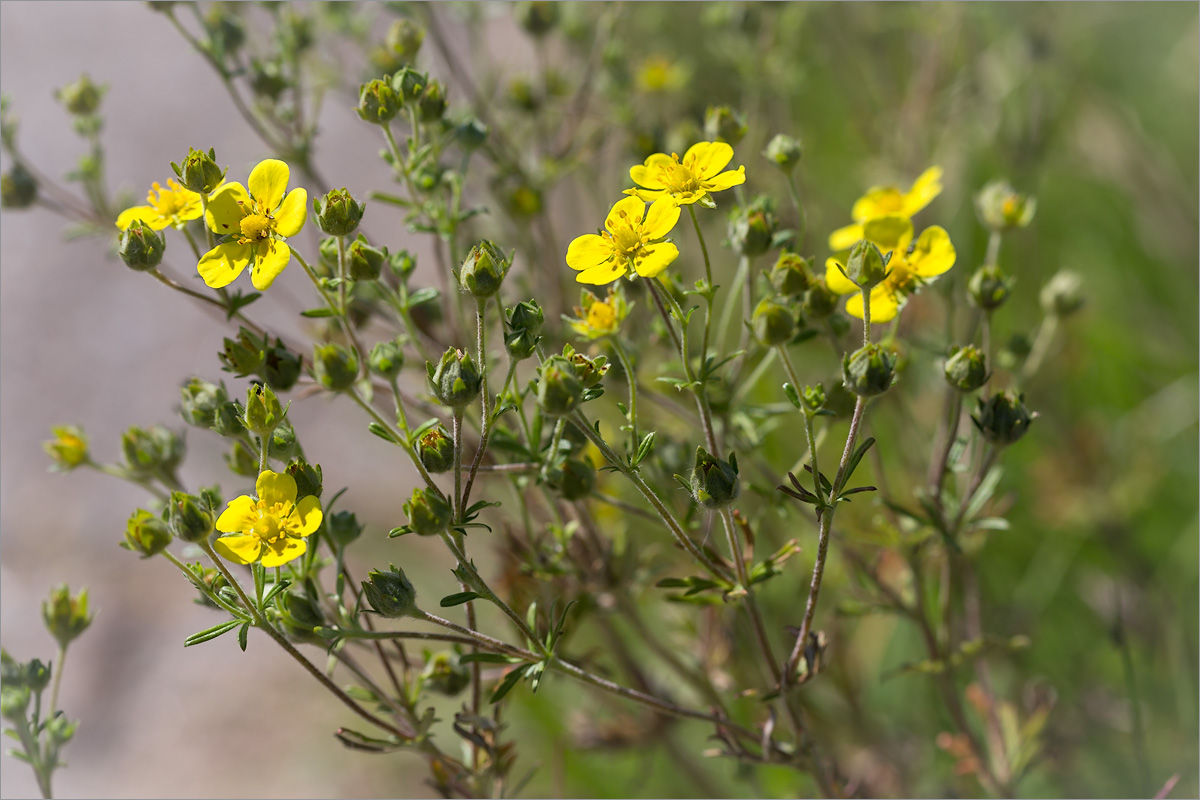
262,338,302,391
763,133,803,172
769,252,812,296
751,298,796,346
976,180,1036,231
404,487,452,536
417,425,454,473
385,18,425,63
180,378,228,428
248,58,287,100
268,419,299,462
455,116,488,152
168,492,215,544
325,509,364,550
943,345,989,393
118,220,166,271
42,584,92,649
55,74,105,116
357,79,401,124
212,400,245,438
170,147,226,195
704,106,747,146
418,81,448,123
0,686,30,722
728,196,777,257
286,459,322,501
459,240,510,298
391,67,427,105
121,425,184,479
45,713,78,748
122,508,172,558
242,383,285,437
313,188,364,237
842,240,889,289
972,391,1036,445
313,343,359,392
516,1,560,36
568,349,609,388
1,652,50,693
689,447,740,509
842,343,897,397
801,383,826,416
206,8,245,55
552,458,595,500
968,264,1015,310
537,356,585,417
0,163,37,209
1040,270,1084,318
507,77,540,113
219,328,264,377
389,249,417,279
44,425,89,471
362,565,418,618
804,278,839,319
427,349,482,409
22,659,51,693
505,300,544,360
225,440,258,476
368,339,405,380
347,236,387,281
422,650,470,696
999,333,1033,372
276,590,325,643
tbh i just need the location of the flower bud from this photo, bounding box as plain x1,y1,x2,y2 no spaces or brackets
212,400,245,438
999,333,1032,372
704,106,747,146
968,264,1014,310
801,383,826,416
249,59,287,101
1,651,50,693
385,18,425,63
507,78,540,113
313,188,364,237
418,80,448,122
368,338,405,380
551,458,595,501
505,300,544,360
689,447,740,509
516,1,560,36
118,220,166,271
362,565,418,618
0,686,30,722
842,343,896,397
804,278,840,320
44,425,88,471
262,338,302,391
972,391,1035,445
391,67,427,105
763,133,803,172
168,492,215,544
1040,270,1084,318
389,249,417,279
325,509,364,550
347,236,387,281
357,79,401,124
842,240,889,289
943,345,989,393
404,487,452,536
55,74,105,116
276,590,325,643
242,383,286,437
423,650,470,696
459,240,509,298
286,459,323,501
219,328,264,377
976,180,1036,231
728,197,777,257
313,343,359,392
225,440,258,476
427,349,482,409
537,356,585,417
1,163,37,209
455,116,489,152
569,350,609,388
121,425,184,479
417,425,454,473
42,585,92,649
206,7,245,55
122,508,172,558
769,252,812,297
751,298,796,346
170,147,226,195
180,378,228,428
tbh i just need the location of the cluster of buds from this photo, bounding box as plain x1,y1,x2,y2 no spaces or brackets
505,300,544,360
120,424,184,482
218,328,303,391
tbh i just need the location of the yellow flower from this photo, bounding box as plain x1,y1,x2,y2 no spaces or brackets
828,166,943,250
626,142,745,206
115,178,205,231
212,469,322,568
44,425,89,471
567,289,627,339
566,196,680,285
198,159,307,291
825,215,956,322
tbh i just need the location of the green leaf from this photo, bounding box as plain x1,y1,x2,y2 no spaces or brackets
783,382,802,409
490,664,531,703
237,622,250,652
406,287,440,308
184,619,243,647
440,591,480,608
632,431,656,467
368,422,398,443
842,436,876,486
299,307,338,318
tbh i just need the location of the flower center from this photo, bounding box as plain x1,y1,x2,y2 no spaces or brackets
587,301,617,331
148,180,190,217
251,500,290,543
607,210,646,258
240,213,273,241
654,154,701,194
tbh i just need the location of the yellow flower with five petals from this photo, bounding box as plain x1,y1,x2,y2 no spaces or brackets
566,196,680,285
198,159,307,291
213,469,322,568
626,141,745,207
825,215,956,322
567,288,628,339
828,166,943,251
115,178,206,231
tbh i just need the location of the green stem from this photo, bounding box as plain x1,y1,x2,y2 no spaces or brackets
46,645,66,724
610,336,639,453
336,234,348,315
778,345,825,506
460,299,491,512
687,205,717,370
436,532,545,653
161,549,249,618
718,507,781,686
785,172,807,250
646,278,719,454
350,388,442,496
716,255,749,355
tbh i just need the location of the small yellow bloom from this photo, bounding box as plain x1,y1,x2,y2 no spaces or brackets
44,425,89,471
213,470,322,568
626,142,745,206
198,159,307,291
566,196,680,285
567,289,627,339
828,166,943,251
635,56,690,93
825,215,956,323
115,178,205,231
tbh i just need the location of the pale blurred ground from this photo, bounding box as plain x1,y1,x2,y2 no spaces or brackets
0,2,465,797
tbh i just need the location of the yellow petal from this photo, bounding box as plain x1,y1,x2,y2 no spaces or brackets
274,187,308,237
576,259,627,285
261,537,307,568
861,215,913,251
908,225,956,278
205,182,249,235
685,141,733,179
216,495,259,533
567,234,613,272
116,206,167,231
290,495,323,536
256,469,297,506
701,167,745,193
629,163,665,190
605,196,647,233
633,242,679,278
828,223,864,252
250,240,291,291
903,166,943,216
214,534,263,565
851,187,905,223
845,286,901,322
625,186,668,203
198,241,253,288
175,203,203,223
824,257,858,295
641,198,680,241
248,159,289,210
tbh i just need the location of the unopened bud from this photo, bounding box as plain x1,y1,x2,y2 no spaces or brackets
42,584,92,649
505,300,544,360
689,447,740,509
122,509,173,558
943,345,989,393
423,650,470,696
976,180,1036,231
418,81,448,123
368,339,405,380
168,492,215,543
313,343,359,392
170,147,226,194
362,565,418,618
842,240,889,289
537,355,585,417
262,338,302,391
44,425,89,471
357,79,401,124
968,264,1014,311
804,278,839,319
751,298,796,346
180,378,228,428
385,18,425,63
842,343,896,397
763,133,802,172
459,240,509,298
121,425,184,479
56,74,105,116
325,509,364,550
313,188,364,237
1040,270,1084,318
391,67,427,105
286,459,323,501
551,458,595,500
972,391,1036,445
427,348,481,409
242,383,285,437
417,425,454,473
770,252,812,296
516,1,560,36
118,220,166,271
276,590,325,643
0,163,37,209
728,197,777,257
347,236,387,281
704,106,747,146
404,487,452,536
